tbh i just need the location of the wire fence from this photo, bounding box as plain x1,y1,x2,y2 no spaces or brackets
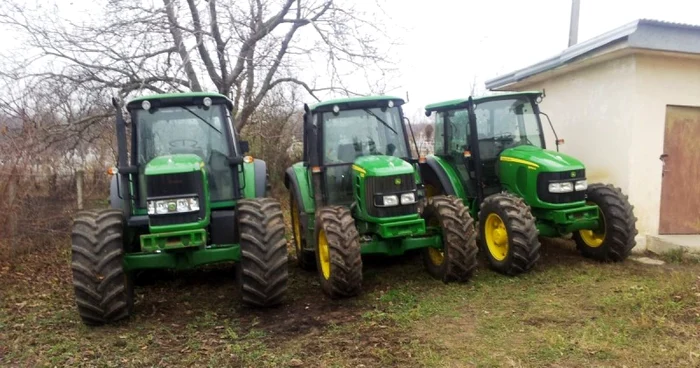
0,169,110,261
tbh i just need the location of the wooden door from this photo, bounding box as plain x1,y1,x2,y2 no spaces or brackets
659,105,700,234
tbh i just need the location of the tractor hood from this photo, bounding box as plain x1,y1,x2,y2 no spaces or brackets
500,145,585,172
144,154,205,175
352,155,414,176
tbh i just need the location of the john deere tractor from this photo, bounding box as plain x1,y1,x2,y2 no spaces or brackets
71,92,288,325
284,96,478,298
422,91,637,275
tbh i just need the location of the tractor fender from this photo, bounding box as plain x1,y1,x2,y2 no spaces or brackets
420,156,458,196
109,175,123,210
252,159,268,197
284,165,315,215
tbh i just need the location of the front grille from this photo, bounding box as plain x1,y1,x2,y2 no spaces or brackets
146,172,206,226
365,174,417,217
537,170,586,204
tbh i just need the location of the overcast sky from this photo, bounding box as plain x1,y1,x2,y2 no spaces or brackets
2,0,699,120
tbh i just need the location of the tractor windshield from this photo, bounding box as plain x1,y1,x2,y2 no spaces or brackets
321,106,408,164
135,104,235,202
473,96,544,159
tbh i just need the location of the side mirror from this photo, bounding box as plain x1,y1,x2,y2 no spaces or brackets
239,140,250,154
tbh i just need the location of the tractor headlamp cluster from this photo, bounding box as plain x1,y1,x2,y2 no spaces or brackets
548,180,587,193
375,192,416,207
147,197,200,215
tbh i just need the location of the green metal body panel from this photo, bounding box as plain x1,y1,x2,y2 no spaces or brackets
423,155,469,203
123,245,240,271
310,95,404,112
128,91,230,104
498,145,585,209
424,91,543,112
241,161,257,199
144,154,212,234
140,229,207,252
359,234,442,256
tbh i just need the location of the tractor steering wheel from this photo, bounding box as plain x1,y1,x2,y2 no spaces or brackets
169,139,199,148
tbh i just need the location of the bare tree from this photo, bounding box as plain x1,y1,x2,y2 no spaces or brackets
0,0,399,131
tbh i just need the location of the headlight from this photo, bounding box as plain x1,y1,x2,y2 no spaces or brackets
548,182,574,193
400,192,416,204
574,180,587,191
382,195,399,207
147,197,199,215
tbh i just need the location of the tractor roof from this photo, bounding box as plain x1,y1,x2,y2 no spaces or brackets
424,91,542,113
126,91,233,110
309,95,404,112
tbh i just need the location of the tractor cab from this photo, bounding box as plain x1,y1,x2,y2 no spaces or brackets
426,91,549,202
307,97,414,209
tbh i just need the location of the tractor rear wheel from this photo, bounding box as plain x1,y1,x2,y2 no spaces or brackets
421,195,479,282
71,209,133,325
290,192,315,271
237,198,288,307
573,183,638,261
478,193,540,276
315,206,363,298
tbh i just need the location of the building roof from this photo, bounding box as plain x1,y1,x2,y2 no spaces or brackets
424,91,542,112
485,19,700,90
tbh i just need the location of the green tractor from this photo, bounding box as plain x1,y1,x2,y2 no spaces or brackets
421,91,637,275
284,96,478,298
71,92,288,325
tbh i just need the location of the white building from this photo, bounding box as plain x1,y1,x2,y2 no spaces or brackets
485,19,700,253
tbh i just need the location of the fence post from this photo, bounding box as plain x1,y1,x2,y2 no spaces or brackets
8,179,17,261
76,169,84,210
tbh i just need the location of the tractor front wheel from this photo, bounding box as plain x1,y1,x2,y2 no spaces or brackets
237,198,288,307
573,183,638,261
478,193,540,276
421,195,479,282
71,209,133,325
290,192,315,271
315,206,363,298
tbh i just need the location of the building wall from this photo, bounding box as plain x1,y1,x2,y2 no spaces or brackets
510,52,700,243
633,53,700,236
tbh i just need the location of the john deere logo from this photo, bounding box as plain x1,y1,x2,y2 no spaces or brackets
570,171,576,178
168,202,177,212
394,177,402,185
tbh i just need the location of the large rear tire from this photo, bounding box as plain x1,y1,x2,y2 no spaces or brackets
71,209,133,325
290,192,315,271
421,195,479,282
315,206,363,299
478,193,540,276
237,198,288,307
573,183,638,261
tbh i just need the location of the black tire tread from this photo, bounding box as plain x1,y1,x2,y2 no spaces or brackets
237,198,289,307
423,195,479,282
70,209,132,325
316,206,363,298
573,183,638,262
479,193,540,276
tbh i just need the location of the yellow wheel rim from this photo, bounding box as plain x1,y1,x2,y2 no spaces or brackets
484,213,509,261
428,247,445,266
318,229,331,280
579,202,606,248
291,199,302,252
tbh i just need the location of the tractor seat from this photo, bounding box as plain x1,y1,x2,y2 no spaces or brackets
337,143,358,163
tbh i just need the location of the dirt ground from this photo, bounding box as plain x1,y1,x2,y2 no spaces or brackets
1,237,699,367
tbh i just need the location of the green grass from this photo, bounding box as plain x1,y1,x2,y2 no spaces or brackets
1,239,699,367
